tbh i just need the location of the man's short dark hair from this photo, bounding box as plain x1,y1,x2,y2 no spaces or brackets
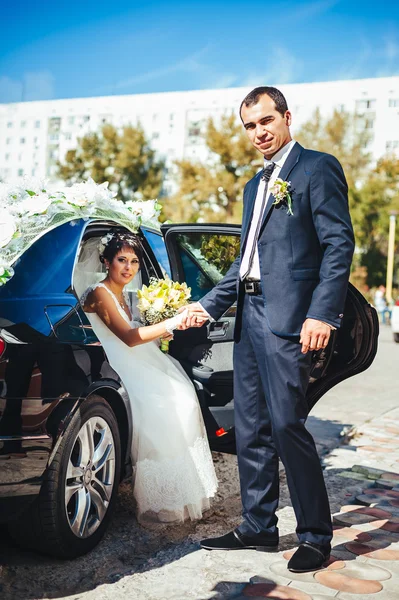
240,87,289,119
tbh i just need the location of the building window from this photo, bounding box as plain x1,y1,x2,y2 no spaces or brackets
83,115,90,122
18,168,24,176
388,99,399,108
21,120,26,128
65,132,72,140
356,99,376,111
20,137,25,144
35,120,41,128
386,140,399,150
49,117,61,132
31,168,36,176
152,132,160,140
68,116,75,125
49,134,59,142
365,118,374,129
7,122,13,128
5,153,10,161
6,138,11,145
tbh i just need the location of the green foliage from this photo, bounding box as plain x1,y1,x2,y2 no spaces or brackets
57,123,164,202
296,109,399,287
200,234,240,276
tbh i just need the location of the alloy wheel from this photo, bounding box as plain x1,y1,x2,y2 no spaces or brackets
65,416,116,538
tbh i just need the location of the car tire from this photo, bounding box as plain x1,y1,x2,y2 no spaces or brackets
9,395,121,558
394,333,399,343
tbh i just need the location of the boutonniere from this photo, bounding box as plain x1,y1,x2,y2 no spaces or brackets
270,178,293,215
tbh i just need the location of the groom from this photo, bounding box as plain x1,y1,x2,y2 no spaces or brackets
183,87,354,572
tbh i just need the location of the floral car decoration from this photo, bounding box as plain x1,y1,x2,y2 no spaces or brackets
0,177,162,286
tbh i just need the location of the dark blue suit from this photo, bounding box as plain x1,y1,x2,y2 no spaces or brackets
201,142,354,546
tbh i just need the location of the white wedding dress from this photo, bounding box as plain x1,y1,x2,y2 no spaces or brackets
81,283,218,523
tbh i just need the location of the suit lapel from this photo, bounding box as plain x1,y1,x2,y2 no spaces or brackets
241,171,262,249
260,142,303,228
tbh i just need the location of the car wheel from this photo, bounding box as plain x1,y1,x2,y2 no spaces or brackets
394,333,399,343
9,395,121,558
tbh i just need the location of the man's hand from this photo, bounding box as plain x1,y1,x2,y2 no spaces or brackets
299,318,331,354
177,303,209,329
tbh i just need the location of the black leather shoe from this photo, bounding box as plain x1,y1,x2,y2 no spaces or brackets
287,541,330,573
200,529,279,552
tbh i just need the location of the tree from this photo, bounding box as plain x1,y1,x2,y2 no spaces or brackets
296,109,399,287
354,155,399,287
164,113,261,223
57,124,164,201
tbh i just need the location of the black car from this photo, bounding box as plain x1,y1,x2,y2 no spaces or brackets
0,218,378,558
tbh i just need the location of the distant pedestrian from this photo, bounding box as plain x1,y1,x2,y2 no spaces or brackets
374,285,390,324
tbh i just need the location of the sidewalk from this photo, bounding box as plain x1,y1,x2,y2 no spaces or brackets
236,406,399,600
63,407,399,600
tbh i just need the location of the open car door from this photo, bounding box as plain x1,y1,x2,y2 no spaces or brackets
161,223,240,452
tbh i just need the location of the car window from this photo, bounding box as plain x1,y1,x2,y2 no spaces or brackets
174,232,240,301
142,229,171,278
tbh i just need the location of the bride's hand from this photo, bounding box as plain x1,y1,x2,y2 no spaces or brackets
160,332,174,341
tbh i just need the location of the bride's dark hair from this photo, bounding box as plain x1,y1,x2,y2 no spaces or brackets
100,229,143,265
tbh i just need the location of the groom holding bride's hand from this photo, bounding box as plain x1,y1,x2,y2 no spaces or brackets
181,86,354,573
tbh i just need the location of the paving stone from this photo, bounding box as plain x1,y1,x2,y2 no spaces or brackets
314,571,383,594
381,521,399,533
337,472,370,481
356,494,398,506
324,562,391,581
375,479,396,489
333,512,384,527
382,472,399,481
352,466,385,479
345,542,399,560
340,506,392,519
332,527,372,543
336,590,399,600
362,488,399,498
289,581,338,596
242,583,312,598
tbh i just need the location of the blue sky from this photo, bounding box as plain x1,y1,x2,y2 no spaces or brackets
0,0,398,103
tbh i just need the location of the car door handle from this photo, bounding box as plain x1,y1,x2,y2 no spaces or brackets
207,320,229,340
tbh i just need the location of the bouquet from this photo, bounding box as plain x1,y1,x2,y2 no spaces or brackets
137,276,191,352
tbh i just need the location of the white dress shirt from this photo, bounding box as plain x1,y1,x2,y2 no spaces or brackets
239,139,296,281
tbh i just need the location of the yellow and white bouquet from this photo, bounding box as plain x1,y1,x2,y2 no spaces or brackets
137,276,191,352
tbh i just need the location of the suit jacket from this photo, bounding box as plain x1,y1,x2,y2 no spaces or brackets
200,142,355,339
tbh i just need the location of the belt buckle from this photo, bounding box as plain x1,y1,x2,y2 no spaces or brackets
245,281,256,294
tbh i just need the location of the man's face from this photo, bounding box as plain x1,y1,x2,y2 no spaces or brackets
241,94,292,159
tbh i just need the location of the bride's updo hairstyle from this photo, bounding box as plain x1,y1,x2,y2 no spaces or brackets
99,229,143,266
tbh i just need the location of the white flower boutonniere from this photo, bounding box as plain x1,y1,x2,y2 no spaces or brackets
270,178,293,215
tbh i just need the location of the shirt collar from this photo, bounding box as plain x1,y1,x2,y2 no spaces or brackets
264,139,296,169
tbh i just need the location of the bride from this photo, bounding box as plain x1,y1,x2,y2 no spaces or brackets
80,230,218,523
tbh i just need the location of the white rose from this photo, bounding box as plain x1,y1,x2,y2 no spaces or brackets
153,297,166,312
0,209,17,248
20,192,52,216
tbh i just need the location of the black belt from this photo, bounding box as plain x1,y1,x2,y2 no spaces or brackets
243,279,262,295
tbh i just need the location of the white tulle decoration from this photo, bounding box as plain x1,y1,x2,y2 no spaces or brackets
0,177,162,286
